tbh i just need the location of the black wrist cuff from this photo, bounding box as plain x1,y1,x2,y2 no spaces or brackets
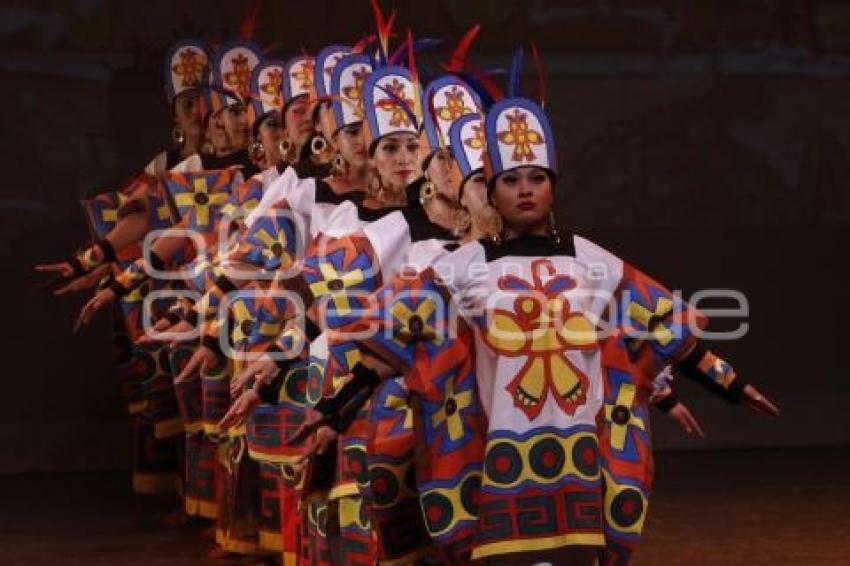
214,274,236,294
314,362,381,420
68,255,86,277
148,250,165,272
96,237,116,262
108,279,129,298
726,378,747,404
164,311,182,325
674,343,741,404
654,392,680,413
304,318,322,342
200,334,221,354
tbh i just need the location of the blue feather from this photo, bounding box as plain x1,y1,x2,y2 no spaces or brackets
508,46,524,98
390,38,443,66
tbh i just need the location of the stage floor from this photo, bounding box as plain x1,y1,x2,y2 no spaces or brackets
0,447,846,565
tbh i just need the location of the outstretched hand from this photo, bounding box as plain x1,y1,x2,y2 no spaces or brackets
174,345,217,384
231,356,280,397
73,288,117,334
667,402,706,438
34,261,75,278
283,408,326,447
137,319,196,347
741,384,780,417
53,264,109,296
218,388,261,431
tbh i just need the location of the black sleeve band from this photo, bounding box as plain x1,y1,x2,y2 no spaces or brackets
164,311,183,326
304,318,322,342
108,279,129,298
327,388,372,434
313,362,381,421
214,274,236,294
148,250,165,272
200,334,221,355
68,255,86,277
674,343,744,404
265,345,295,373
96,237,116,262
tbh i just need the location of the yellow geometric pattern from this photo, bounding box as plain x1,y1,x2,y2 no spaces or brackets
173,177,230,228
497,109,544,163
391,298,441,346
603,383,645,451
627,296,674,346
430,377,473,443
308,262,365,314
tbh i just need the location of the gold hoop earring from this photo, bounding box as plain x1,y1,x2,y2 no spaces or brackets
279,139,294,162
311,135,328,156
549,211,561,244
249,139,265,163
331,153,348,177
419,177,436,206
172,127,185,147
368,169,383,197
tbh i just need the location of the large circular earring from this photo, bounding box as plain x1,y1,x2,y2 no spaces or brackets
368,169,383,197
549,211,562,244
172,127,185,147
311,135,328,156
331,153,348,177
419,176,436,206
249,139,265,163
279,139,294,162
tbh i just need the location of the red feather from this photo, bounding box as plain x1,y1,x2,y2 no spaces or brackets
352,34,376,54
443,24,481,73
465,61,504,101
385,10,397,44
239,0,264,40
529,42,547,109
370,0,387,37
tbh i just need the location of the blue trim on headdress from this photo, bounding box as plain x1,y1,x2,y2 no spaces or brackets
363,65,418,142
330,53,373,132
449,113,483,181
421,74,482,151
315,45,351,98
485,97,557,178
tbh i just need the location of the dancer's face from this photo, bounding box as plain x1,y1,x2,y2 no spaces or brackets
258,111,283,165
284,96,313,152
209,113,231,155
173,90,203,140
333,122,367,170
489,166,553,235
370,132,421,192
425,149,458,201
220,103,251,151
460,171,488,215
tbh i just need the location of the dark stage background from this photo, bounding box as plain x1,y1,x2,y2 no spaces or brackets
1,0,848,473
